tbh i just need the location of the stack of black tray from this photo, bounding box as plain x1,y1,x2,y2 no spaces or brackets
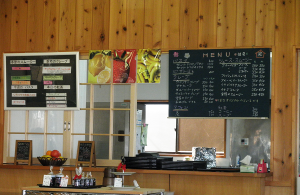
157,160,207,170
124,156,173,169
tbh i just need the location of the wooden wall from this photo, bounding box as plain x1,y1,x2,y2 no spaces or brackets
0,0,299,194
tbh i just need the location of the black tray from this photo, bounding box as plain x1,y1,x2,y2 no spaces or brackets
37,184,103,189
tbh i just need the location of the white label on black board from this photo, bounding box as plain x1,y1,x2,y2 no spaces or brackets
11,85,37,89
42,66,71,74
10,60,36,64
46,97,67,100
44,85,70,90
46,93,67,96
47,104,67,108
46,101,67,104
43,59,70,64
12,100,26,105
12,93,36,97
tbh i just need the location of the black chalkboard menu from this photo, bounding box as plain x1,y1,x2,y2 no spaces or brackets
76,141,96,167
14,140,32,165
169,48,271,118
4,52,79,110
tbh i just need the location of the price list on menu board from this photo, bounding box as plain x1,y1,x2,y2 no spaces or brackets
4,52,79,110
168,48,271,118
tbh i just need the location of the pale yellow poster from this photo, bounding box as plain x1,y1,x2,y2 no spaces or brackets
88,50,112,84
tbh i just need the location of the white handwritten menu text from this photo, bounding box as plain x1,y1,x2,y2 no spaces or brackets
168,48,271,118
4,52,79,110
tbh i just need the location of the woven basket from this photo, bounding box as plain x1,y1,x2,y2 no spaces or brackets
37,157,67,166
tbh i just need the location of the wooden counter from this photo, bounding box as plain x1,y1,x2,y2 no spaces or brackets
22,186,165,195
0,165,273,195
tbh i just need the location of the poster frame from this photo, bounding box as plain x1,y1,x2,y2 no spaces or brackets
3,52,80,110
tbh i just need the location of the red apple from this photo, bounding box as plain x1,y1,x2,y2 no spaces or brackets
51,150,60,158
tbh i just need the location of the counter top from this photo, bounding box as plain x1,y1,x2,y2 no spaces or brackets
0,164,272,178
22,186,164,194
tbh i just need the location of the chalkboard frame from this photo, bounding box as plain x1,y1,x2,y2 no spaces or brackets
76,141,96,167
14,140,32,165
168,48,271,119
3,52,80,110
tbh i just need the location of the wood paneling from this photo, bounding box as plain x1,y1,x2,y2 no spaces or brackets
10,0,28,52
217,0,237,47
255,0,275,46
27,0,44,51
272,0,296,188
109,0,127,49
236,0,255,47
296,0,300,45
265,186,293,195
198,0,218,48
170,175,265,195
162,0,180,49
91,0,110,49
144,0,162,49
126,0,144,49
0,0,11,166
58,0,76,51
43,0,59,51
75,0,93,51
125,173,170,191
179,0,199,49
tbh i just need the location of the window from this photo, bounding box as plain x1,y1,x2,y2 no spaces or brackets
144,104,176,152
3,60,137,166
144,104,226,156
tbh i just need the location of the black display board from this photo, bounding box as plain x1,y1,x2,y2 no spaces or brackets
76,141,96,167
14,140,32,165
4,52,79,110
169,48,271,118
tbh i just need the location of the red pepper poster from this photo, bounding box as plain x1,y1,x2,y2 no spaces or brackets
113,49,136,83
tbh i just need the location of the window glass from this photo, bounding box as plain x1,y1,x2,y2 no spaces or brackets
94,85,110,107
113,135,129,160
47,111,64,133
113,110,130,134
72,135,86,158
10,111,26,132
178,119,225,153
145,104,176,152
28,134,44,157
94,135,109,159
9,134,25,157
47,135,63,153
114,85,131,108
28,111,45,133
74,110,88,134
93,110,110,134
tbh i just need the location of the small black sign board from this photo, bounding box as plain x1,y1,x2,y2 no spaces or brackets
14,140,32,165
168,48,271,118
76,141,96,167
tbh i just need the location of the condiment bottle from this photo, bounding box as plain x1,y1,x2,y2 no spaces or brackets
48,166,56,187
90,172,96,186
55,167,64,187
85,172,90,187
80,172,85,187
